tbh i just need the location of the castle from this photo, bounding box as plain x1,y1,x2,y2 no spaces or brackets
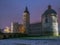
11,5,59,36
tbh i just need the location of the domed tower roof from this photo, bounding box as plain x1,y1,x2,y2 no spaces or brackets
43,5,57,16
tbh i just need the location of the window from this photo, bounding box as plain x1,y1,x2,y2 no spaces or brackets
45,18,48,23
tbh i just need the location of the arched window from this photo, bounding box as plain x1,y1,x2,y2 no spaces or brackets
45,18,48,23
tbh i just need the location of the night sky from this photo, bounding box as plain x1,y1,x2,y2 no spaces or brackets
0,0,60,29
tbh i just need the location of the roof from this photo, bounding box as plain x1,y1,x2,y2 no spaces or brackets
24,6,29,13
43,9,57,15
42,5,57,16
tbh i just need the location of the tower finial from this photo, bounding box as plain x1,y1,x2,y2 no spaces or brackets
48,5,51,9
25,6,28,11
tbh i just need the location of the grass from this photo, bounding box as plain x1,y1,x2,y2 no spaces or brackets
19,36,60,40
0,33,60,40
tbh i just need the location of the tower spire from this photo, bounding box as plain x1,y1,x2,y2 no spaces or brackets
24,6,29,13
48,5,51,9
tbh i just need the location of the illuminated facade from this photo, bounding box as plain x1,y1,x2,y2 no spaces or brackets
42,5,59,36
23,7,30,34
11,22,19,33
10,5,59,36
18,24,26,34
22,5,59,36
4,27,10,33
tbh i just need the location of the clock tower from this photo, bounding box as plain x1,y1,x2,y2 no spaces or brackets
23,7,30,34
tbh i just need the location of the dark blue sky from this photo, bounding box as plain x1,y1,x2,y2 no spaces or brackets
0,0,60,29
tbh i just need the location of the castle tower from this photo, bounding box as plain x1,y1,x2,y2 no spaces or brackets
23,7,30,34
42,5,59,36
11,22,19,33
